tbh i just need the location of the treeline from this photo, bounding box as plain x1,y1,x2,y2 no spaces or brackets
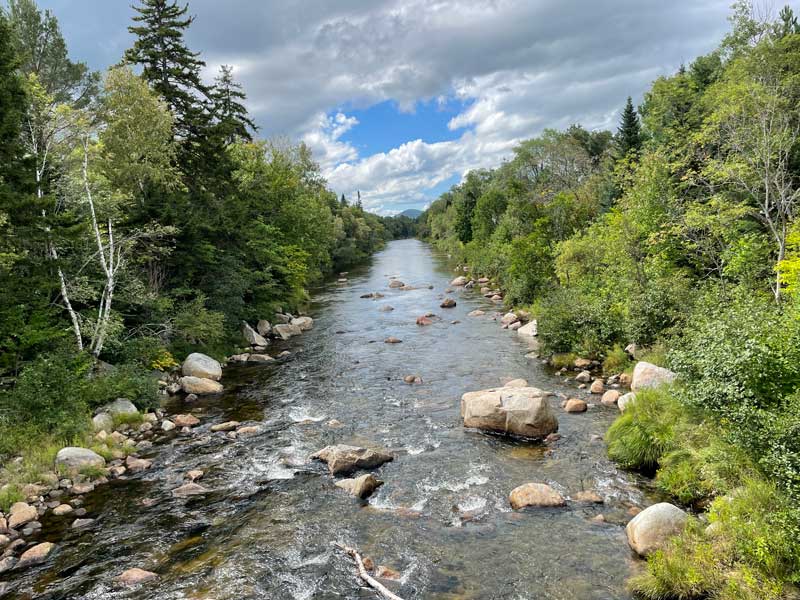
422,4,800,597
0,1,402,459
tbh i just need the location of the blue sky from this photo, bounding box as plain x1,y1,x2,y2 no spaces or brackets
35,0,771,214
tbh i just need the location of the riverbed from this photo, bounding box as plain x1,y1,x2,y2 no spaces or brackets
9,239,652,599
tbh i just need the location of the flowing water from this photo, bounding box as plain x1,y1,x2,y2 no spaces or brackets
7,239,655,600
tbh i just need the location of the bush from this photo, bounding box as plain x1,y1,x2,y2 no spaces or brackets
603,344,632,374
605,387,686,471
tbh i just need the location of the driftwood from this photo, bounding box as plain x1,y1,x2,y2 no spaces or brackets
332,542,406,600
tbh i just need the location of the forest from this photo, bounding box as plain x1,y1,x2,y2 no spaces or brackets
0,1,413,473
421,4,800,597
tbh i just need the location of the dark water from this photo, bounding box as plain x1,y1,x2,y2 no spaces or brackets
7,239,652,599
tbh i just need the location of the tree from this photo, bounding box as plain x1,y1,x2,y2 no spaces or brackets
211,64,256,143
616,96,642,157
0,11,26,181
124,0,209,138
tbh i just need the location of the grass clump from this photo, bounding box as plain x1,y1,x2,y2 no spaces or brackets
550,352,576,369
0,484,24,512
603,344,632,375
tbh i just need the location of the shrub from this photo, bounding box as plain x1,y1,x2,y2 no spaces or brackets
602,344,632,374
0,485,23,512
605,387,686,471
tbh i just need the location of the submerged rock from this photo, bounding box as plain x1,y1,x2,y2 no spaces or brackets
461,386,558,438
181,353,222,381
335,474,384,499
631,362,677,391
626,502,688,556
171,483,210,497
468,310,485,317
440,298,457,309
117,567,157,586
378,305,394,312
509,483,565,509
311,444,393,475
450,276,467,286
388,280,405,288
384,337,402,344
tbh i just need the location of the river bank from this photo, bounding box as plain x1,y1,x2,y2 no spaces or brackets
0,240,659,599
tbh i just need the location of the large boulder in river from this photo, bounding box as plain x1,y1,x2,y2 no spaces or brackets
440,298,456,309
509,483,565,509
55,447,106,471
450,276,467,286
291,316,314,331
631,361,677,392
256,320,272,337
311,444,393,475
461,386,558,438
517,320,538,337
181,353,222,381
180,376,223,395
626,502,688,556
274,323,302,340
241,321,268,347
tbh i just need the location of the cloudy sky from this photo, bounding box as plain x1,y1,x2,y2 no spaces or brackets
38,0,757,213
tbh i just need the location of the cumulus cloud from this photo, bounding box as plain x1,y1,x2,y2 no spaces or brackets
46,0,739,213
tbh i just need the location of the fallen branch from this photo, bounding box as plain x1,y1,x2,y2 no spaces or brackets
332,542,406,600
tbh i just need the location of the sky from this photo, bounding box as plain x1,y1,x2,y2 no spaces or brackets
35,0,768,214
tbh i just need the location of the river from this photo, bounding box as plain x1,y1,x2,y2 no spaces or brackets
11,239,652,600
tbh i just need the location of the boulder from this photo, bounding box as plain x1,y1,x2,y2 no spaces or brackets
97,398,139,418
274,313,292,324
52,504,73,516
619,373,633,387
626,502,688,556
384,337,402,344
92,412,115,433
461,386,558,438
210,421,240,432
274,323,302,340
181,353,222,381
575,370,592,384
631,362,677,391
55,447,105,472
117,568,158,586
517,320,538,337
440,298,456,309
256,320,272,337
173,414,200,427
388,280,405,288
416,316,433,326
509,483,566,509
247,354,274,363
450,276,467,286
311,444,393,475
241,321,268,347
564,399,587,413
618,392,637,412
590,379,605,394
574,358,592,369
291,316,314,331
71,518,95,529
500,312,519,326
335,474,384,499
601,390,621,406
180,376,223,395
8,503,37,529
125,456,152,473
17,542,55,567
161,420,176,432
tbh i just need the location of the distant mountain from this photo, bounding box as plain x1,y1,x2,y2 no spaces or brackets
399,209,423,218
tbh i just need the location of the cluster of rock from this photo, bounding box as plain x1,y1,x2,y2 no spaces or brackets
237,313,314,352
311,444,393,500
451,273,504,302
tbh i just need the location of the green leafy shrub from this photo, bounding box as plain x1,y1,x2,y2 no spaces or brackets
602,344,632,374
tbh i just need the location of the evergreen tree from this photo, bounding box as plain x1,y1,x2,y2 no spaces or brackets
617,96,642,157
211,64,256,143
124,0,209,138
0,11,26,178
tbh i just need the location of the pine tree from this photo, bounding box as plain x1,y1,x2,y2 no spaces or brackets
211,65,256,143
0,12,26,178
617,96,642,157
124,0,209,138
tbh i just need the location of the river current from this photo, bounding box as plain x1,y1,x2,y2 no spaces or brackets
10,239,652,600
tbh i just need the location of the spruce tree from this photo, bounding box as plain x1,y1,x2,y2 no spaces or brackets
211,65,256,143
124,0,209,138
0,12,26,177
617,96,642,157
